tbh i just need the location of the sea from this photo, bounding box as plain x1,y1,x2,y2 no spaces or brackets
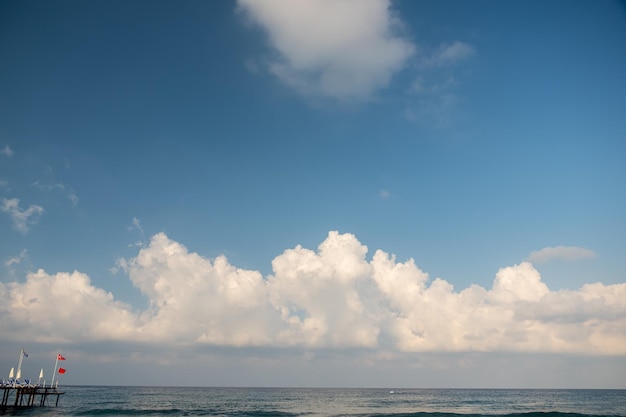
2,386,625,417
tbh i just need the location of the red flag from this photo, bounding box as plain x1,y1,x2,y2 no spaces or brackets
57,354,66,360
58,368,66,374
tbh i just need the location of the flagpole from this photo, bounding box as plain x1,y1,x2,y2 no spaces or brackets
16,349,25,381
50,355,59,388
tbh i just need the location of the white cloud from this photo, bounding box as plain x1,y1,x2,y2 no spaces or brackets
4,249,28,267
0,269,138,343
236,0,475,124
268,232,379,348
527,246,596,263
1,198,45,233
0,232,624,356
1,145,13,157
237,0,414,101
118,233,274,346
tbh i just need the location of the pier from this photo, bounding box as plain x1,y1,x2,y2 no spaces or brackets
2,350,67,410
0,384,64,410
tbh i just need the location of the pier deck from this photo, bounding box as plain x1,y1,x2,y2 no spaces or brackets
0,385,64,410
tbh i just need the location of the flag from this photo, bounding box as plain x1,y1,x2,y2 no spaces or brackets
58,368,66,374
22,351,28,358
57,354,66,360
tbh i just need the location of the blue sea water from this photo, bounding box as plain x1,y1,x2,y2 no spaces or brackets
1,386,625,417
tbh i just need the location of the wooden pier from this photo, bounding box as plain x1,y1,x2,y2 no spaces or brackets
0,385,64,410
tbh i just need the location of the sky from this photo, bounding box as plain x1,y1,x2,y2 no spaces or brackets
1,0,625,388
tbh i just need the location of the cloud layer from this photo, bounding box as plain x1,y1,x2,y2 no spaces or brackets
237,0,414,101
1,232,624,356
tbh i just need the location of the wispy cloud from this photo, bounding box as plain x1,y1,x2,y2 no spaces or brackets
1,232,623,355
404,92,462,127
127,217,146,248
417,41,475,70
128,217,144,236
237,0,414,102
527,246,596,264
32,181,79,206
1,145,13,157
405,41,475,127
4,249,28,267
1,198,45,234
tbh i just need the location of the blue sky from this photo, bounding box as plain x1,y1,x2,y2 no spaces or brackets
1,0,625,388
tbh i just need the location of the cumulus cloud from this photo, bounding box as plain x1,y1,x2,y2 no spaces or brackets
0,232,624,356
237,0,414,101
236,0,475,125
1,198,45,233
0,269,138,343
527,246,596,263
117,233,274,346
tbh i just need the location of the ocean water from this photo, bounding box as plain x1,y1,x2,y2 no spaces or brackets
2,386,625,417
